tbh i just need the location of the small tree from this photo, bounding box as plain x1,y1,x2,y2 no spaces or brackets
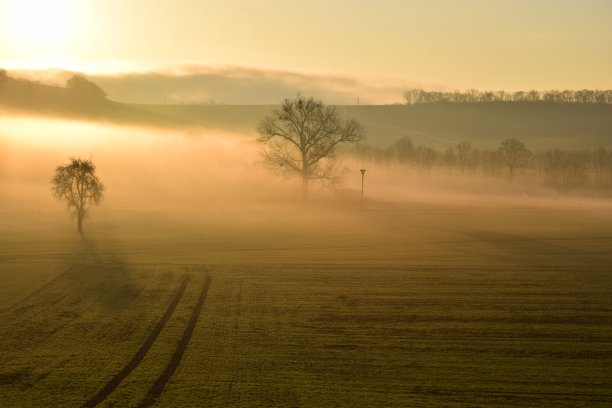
497,138,532,179
392,136,415,164
592,147,610,192
257,95,364,199
541,149,587,193
456,142,474,173
51,158,104,234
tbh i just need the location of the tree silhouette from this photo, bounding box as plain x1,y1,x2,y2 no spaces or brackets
591,147,610,192
257,95,364,199
497,139,532,179
541,150,587,193
403,88,612,104
66,75,107,100
456,142,474,173
51,158,104,234
392,136,415,164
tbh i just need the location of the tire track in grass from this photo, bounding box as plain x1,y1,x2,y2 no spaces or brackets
137,276,212,408
0,269,69,314
84,274,191,408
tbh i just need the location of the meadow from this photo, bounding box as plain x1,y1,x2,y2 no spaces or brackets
1,117,611,406
1,205,611,407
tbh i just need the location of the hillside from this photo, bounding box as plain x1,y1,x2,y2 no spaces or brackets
0,75,185,127
2,72,611,150
132,103,612,150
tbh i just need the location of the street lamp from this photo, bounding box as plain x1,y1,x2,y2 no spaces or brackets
360,168,366,206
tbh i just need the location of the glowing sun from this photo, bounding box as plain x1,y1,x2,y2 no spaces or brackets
4,0,74,50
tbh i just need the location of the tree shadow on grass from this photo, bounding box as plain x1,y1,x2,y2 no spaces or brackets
458,229,597,269
62,236,144,312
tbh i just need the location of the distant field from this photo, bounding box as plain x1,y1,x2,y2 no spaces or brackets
1,206,611,407
131,103,612,149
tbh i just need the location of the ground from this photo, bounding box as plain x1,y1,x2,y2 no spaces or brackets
0,204,611,407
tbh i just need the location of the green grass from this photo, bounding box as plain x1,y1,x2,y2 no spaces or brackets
0,206,611,407
0,262,186,406
161,265,612,407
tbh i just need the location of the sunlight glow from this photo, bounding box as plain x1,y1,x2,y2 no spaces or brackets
4,0,74,51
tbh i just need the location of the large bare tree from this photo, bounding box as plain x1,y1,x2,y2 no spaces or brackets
52,158,104,234
497,138,532,179
257,95,364,199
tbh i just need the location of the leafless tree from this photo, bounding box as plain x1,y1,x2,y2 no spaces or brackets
456,142,474,173
414,146,438,172
392,136,414,164
497,139,532,179
443,147,457,173
402,87,612,104
541,149,588,193
592,147,611,193
51,158,104,234
257,95,364,199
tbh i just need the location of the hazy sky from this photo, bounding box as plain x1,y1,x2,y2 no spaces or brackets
1,0,611,91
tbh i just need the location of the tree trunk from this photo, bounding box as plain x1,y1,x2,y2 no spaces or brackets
77,208,84,234
301,175,309,201
301,156,309,201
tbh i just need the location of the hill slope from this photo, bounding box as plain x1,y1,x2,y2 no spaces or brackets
0,76,185,127
2,73,610,150
133,103,612,149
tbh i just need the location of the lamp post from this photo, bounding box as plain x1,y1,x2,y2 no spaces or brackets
360,168,366,206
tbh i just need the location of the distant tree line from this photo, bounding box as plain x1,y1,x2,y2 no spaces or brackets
349,137,612,194
404,88,612,105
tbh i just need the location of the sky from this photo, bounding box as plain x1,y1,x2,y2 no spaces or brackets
1,0,611,102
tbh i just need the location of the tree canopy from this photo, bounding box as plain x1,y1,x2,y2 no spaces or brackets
497,139,532,179
51,158,104,233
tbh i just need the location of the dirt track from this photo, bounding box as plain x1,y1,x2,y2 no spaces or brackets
84,274,191,408
138,276,212,408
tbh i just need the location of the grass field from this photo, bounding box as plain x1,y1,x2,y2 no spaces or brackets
131,103,612,149
1,205,611,407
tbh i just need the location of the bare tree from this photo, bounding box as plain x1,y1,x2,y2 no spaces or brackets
456,142,474,173
541,149,588,193
257,95,364,199
392,136,414,164
414,146,438,172
497,139,532,179
402,88,612,104
52,158,104,234
592,147,611,193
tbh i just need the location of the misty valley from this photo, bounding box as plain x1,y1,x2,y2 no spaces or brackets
2,2,612,405
2,92,612,406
